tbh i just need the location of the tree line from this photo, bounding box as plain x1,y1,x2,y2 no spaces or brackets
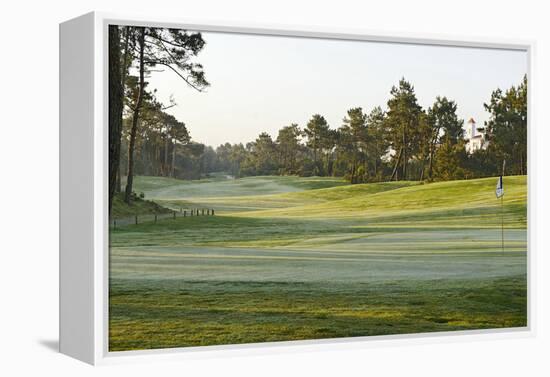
108,25,527,215
201,76,527,183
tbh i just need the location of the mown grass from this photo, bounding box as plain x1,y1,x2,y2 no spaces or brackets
233,176,526,220
109,276,526,351
109,174,528,351
157,180,419,213
132,175,349,201
111,176,526,249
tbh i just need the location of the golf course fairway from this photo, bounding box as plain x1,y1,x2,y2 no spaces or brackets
109,175,527,351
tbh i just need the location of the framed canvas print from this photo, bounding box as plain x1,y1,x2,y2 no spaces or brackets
59,12,533,365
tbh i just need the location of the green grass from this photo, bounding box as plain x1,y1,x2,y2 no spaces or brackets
109,174,527,351
109,276,526,350
111,193,173,219
233,176,526,220
132,174,349,200
156,181,419,213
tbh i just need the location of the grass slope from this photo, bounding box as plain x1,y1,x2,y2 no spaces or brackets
132,175,349,200
157,180,419,213
111,193,173,219
234,176,527,221
109,175,528,351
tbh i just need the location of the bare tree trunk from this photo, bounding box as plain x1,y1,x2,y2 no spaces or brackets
108,25,123,214
520,152,525,175
402,145,407,181
153,142,158,176
313,145,318,176
427,126,440,181
401,123,409,180
171,142,176,177
114,26,130,197
373,149,378,181
124,28,145,204
120,26,130,95
428,147,435,180
332,150,338,177
390,147,403,181
350,155,356,184
164,134,169,176
325,152,331,177
116,164,121,193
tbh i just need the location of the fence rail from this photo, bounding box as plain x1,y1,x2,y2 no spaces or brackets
110,208,215,228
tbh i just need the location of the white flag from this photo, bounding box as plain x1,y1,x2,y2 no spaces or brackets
495,176,504,198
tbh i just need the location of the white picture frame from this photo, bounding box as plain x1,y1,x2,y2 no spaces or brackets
59,11,535,365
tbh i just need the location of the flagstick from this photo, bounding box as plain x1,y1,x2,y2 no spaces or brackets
501,160,506,255
501,194,504,255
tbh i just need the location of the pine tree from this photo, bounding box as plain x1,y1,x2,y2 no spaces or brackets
426,96,464,180
304,114,331,176
124,27,209,203
385,78,423,181
484,75,527,175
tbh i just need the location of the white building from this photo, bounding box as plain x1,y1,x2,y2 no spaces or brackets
464,118,488,154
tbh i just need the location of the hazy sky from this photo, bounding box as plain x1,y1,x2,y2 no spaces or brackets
146,31,527,148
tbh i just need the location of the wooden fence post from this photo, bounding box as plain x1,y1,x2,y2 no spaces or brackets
113,220,117,229
135,215,138,225
184,210,186,217
173,212,176,219
212,209,215,216
154,214,157,223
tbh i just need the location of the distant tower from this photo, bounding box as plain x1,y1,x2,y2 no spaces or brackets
466,118,476,139
465,117,487,153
